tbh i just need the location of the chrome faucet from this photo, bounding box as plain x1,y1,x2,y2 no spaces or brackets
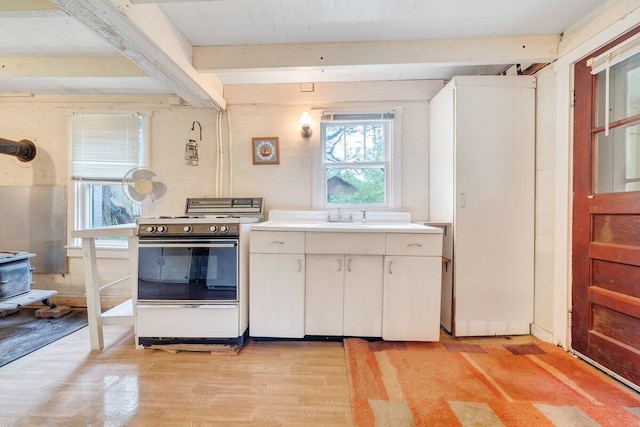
327,207,354,223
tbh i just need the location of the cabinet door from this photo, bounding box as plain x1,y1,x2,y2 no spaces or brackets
454,84,534,336
249,253,305,338
383,256,441,341
344,255,383,337
305,254,344,335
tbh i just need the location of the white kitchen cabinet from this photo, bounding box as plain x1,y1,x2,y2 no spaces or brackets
383,233,442,341
249,231,305,338
383,256,442,341
249,222,443,341
305,254,383,337
429,76,535,337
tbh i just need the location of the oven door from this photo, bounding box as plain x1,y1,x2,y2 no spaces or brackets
137,239,238,303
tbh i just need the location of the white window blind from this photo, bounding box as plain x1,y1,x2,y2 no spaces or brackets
588,32,640,75
71,113,143,181
588,33,640,136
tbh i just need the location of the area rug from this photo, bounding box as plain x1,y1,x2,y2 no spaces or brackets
0,307,87,367
344,338,640,426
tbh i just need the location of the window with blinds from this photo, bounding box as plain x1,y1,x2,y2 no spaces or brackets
71,113,144,181
70,112,148,242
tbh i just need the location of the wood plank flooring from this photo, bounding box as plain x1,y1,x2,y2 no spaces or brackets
0,325,354,426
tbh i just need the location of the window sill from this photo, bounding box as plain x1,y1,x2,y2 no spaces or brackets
66,246,132,260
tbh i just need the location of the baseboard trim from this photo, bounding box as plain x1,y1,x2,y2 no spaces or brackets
530,322,554,343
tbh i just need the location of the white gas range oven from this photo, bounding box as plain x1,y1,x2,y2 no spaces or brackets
134,197,263,348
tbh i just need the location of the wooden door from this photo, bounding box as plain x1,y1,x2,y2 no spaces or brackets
572,27,640,389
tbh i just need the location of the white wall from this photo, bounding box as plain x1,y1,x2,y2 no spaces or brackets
0,81,438,305
223,98,431,218
0,101,222,306
2,0,637,332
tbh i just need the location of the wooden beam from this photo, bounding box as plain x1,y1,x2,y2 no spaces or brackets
193,35,560,72
0,57,146,77
52,0,225,109
0,0,66,17
130,0,225,3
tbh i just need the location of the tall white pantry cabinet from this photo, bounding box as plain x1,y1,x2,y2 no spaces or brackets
429,76,535,337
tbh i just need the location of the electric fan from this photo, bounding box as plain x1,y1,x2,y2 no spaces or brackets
121,167,168,213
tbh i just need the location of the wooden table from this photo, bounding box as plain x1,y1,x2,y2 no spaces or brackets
71,224,137,350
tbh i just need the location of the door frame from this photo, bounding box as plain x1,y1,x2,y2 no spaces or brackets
570,24,640,392
545,9,640,350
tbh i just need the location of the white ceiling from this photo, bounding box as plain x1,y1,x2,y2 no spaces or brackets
0,0,611,108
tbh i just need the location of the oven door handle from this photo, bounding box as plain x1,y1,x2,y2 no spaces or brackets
139,243,237,248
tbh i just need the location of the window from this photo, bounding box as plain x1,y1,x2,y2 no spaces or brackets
320,112,396,207
590,34,640,193
70,112,149,245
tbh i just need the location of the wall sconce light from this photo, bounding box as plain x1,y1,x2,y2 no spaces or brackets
185,120,202,166
300,112,313,138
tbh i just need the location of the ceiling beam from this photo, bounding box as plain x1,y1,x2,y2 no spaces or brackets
129,0,226,3
0,57,147,77
0,0,66,17
52,0,226,109
193,35,560,72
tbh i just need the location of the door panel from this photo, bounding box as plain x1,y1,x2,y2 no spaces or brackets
305,254,344,336
343,255,383,337
572,26,640,389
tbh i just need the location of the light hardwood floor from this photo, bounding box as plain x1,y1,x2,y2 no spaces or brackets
0,324,354,426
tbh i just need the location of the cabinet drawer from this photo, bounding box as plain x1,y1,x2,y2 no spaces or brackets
306,232,386,254
386,233,442,256
250,231,305,254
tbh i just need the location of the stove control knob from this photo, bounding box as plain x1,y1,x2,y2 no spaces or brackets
157,226,167,233
209,225,218,232
219,225,229,233
145,226,155,233
183,225,192,232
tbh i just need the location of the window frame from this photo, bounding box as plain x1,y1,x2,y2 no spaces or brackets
67,111,150,250
312,108,402,209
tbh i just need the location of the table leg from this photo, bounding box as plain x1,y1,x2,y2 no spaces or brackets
81,237,104,350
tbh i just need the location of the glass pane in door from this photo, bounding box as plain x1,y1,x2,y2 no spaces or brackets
595,54,640,127
595,123,640,193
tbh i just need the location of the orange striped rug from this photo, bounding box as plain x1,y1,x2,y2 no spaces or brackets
344,338,640,426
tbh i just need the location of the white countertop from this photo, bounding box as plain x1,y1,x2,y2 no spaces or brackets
250,221,442,234
252,210,443,233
